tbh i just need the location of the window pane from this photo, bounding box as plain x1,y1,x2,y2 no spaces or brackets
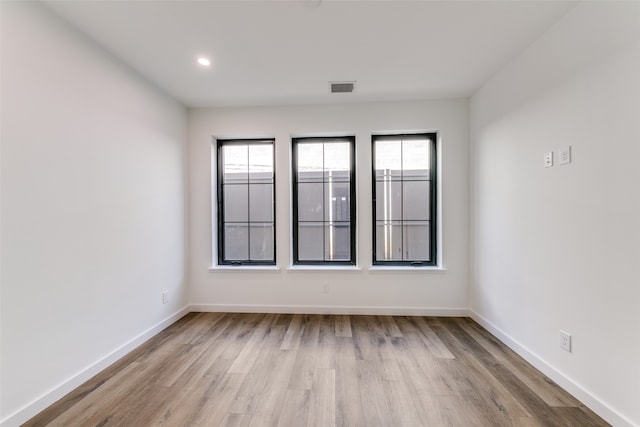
223,184,248,222
297,182,323,221
402,138,430,179
218,139,275,265
294,137,354,265
374,139,401,175
324,142,350,178
249,183,273,222
249,144,273,183
373,134,435,265
375,180,402,221
224,224,248,260
403,222,430,261
402,181,430,221
298,223,324,261
298,143,324,182
375,221,402,261
325,182,350,221
326,223,350,261
223,145,248,183
250,224,274,260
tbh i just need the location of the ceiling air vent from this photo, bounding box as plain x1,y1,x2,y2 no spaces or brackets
330,81,355,94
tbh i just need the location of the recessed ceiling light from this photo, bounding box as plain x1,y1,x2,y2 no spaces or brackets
197,57,211,67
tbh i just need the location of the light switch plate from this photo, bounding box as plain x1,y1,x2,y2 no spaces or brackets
544,151,553,168
559,146,571,165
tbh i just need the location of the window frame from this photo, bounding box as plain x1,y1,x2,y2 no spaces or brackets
291,136,357,266
216,138,276,266
371,133,438,267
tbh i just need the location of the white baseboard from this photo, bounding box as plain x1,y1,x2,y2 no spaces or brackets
0,306,190,427
469,310,636,427
190,304,469,317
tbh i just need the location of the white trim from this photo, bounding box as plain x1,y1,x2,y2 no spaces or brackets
286,265,361,271
368,266,447,272
209,265,281,272
470,311,637,427
191,304,468,317
0,307,190,427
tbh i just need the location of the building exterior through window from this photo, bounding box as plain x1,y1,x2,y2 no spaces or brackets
372,133,437,266
292,137,356,265
216,139,275,266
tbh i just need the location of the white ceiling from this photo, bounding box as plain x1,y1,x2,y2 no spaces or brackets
43,0,577,108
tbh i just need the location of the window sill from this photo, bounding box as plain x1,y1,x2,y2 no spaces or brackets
287,265,361,271
368,265,447,272
209,265,281,272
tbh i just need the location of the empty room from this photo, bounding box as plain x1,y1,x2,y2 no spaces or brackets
1,0,639,426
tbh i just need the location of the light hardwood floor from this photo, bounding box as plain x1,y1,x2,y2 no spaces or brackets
24,313,608,426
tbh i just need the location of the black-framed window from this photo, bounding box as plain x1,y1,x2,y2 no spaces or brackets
216,139,275,265
372,133,437,266
292,137,356,265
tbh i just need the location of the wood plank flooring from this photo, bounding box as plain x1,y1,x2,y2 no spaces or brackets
24,313,609,427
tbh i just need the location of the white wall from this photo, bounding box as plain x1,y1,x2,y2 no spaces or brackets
189,100,469,314
0,2,189,425
470,2,640,426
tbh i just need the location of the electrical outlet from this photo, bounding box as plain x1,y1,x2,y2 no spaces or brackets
162,291,169,304
321,283,329,294
560,330,571,352
544,151,553,168
559,146,571,165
